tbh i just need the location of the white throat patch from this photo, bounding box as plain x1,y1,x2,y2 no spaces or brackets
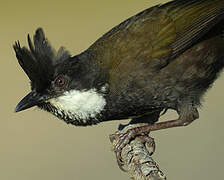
48,89,106,122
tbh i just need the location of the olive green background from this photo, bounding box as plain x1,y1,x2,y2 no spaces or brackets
1,0,224,179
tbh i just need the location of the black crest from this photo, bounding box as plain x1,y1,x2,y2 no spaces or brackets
13,28,70,92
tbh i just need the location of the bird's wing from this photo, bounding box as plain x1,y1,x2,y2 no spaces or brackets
163,0,224,59
88,0,224,91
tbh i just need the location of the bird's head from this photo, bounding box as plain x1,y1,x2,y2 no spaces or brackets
14,28,108,125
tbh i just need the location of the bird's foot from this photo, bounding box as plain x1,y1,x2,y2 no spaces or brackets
110,126,154,171
136,135,156,154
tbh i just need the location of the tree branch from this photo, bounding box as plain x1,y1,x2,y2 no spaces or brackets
110,124,167,180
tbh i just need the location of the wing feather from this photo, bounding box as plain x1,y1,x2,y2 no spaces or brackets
88,0,224,93
90,0,224,70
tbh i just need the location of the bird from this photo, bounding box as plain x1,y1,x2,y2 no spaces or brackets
14,0,224,169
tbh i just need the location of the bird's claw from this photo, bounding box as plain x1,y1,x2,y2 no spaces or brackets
136,135,156,155
110,129,135,171
110,127,154,171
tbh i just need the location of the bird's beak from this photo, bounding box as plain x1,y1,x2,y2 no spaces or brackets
14,91,50,113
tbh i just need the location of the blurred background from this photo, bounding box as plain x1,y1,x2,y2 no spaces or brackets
1,0,224,179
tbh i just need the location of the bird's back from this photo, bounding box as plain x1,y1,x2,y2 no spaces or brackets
89,0,224,84
87,0,224,116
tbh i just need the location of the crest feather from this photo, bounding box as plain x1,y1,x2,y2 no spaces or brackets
13,28,71,91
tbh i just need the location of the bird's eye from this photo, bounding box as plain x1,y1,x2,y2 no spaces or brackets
55,75,67,87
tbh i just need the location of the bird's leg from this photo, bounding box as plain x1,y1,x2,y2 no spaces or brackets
110,105,199,170
117,110,161,131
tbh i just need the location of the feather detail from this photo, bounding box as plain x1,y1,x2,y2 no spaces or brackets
13,28,71,91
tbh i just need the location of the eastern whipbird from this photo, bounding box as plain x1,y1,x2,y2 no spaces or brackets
14,0,224,169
